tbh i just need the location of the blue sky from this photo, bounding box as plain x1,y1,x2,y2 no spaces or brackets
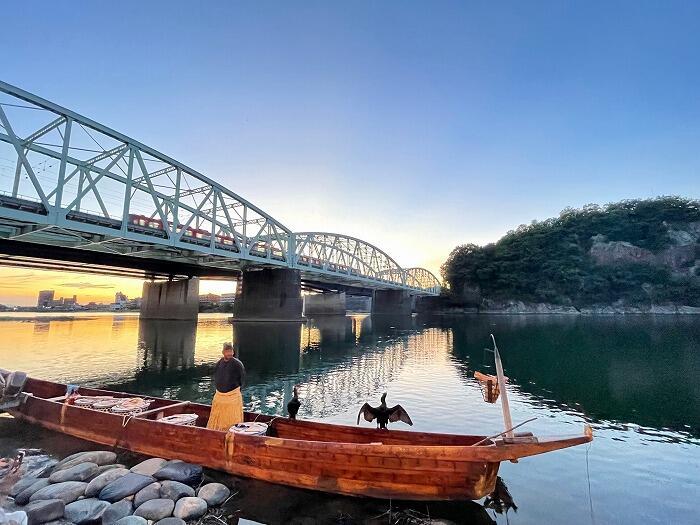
1,1,699,277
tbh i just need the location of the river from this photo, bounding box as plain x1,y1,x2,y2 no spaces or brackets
0,312,698,524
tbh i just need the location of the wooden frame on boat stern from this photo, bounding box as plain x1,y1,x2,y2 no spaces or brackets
8,378,592,501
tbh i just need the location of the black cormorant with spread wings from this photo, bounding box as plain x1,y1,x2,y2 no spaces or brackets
357,392,413,429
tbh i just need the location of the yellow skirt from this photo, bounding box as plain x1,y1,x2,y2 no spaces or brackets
206,387,244,431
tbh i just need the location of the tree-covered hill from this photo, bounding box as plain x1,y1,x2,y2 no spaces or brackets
441,197,700,308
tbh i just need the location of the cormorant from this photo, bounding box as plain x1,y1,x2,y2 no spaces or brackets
357,392,413,429
287,385,301,420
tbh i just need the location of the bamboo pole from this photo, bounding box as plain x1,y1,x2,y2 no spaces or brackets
491,334,514,438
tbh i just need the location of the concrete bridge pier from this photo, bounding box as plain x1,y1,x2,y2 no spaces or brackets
346,295,372,313
371,289,415,316
140,278,199,320
233,268,303,321
303,292,346,316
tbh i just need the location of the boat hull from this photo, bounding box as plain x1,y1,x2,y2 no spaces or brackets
7,378,592,501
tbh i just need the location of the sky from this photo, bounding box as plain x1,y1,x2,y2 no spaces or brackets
1,1,699,305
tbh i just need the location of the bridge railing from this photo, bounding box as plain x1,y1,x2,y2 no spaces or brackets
0,80,292,264
292,232,441,293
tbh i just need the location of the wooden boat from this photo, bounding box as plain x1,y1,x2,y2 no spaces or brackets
5,377,592,501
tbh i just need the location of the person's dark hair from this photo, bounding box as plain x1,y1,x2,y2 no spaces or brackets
223,342,233,352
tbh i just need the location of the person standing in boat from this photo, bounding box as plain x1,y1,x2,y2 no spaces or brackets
206,342,246,431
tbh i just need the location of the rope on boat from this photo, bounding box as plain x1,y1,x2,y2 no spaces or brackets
586,440,596,525
470,417,537,446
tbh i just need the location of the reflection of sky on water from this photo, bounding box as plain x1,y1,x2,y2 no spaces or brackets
1,312,699,523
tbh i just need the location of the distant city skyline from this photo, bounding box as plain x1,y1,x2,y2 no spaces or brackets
0,270,234,307
1,1,699,304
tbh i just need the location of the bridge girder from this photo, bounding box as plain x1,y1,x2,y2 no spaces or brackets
0,81,440,295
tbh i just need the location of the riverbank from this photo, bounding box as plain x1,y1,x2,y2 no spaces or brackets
429,300,700,315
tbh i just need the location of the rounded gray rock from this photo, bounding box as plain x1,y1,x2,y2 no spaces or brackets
99,472,157,502
115,517,148,525
155,519,186,525
159,480,194,501
173,497,207,520
133,481,161,508
197,482,230,506
10,476,39,497
130,457,167,476
102,499,134,525
14,478,51,505
30,481,88,504
86,463,126,481
34,458,59,479
64,498,110,524
85,467,130,497
51,450,89,470
133,498,175,520
23,498,65,524
153,461,202,486
49,462,98,483
54,451,117,471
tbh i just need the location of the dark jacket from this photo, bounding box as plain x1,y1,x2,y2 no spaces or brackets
213,357,246,393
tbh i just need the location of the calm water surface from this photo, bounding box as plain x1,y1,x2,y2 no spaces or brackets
0,312,698,524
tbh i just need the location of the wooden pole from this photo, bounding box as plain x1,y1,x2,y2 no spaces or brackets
491,334,514,438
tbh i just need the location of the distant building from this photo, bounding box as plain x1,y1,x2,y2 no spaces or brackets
115,291,128,305
63,295,78,306
126,297,142,309
37,290,55,308
199,293,221,303
220,293,236,304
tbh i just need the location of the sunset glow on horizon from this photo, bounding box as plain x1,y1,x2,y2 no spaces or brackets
0,267,235,307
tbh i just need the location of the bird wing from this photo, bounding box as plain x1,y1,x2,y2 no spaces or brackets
388,404,413,425
357,403,378,424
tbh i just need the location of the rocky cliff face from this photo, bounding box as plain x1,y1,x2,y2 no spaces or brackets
589,222,700,276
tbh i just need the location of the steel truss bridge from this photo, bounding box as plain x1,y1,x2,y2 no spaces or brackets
0,81,440,295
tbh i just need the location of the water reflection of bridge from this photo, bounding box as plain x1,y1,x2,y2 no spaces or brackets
108,314,442,419
231,315,438,417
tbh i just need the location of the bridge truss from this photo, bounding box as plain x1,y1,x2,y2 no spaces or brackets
0,81,440,295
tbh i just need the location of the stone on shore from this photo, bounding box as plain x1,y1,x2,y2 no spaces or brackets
14,478,51,505
133,498,175,520
130,457,168,476
102,499,134,525
173,497,207,520
85,467,130,497
153,461,202,486
49,462,98,483
155,519,186,525
64,498,110,524
34,459,59,478
159,480,194,501
197,482,230,506
24,499,65,525
10,477,39,497
133,481,161,507
87,463,126,481
51,450,89,470
53,450,117,471
29,481,88,504
115,517,148,525
99,473,157,502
